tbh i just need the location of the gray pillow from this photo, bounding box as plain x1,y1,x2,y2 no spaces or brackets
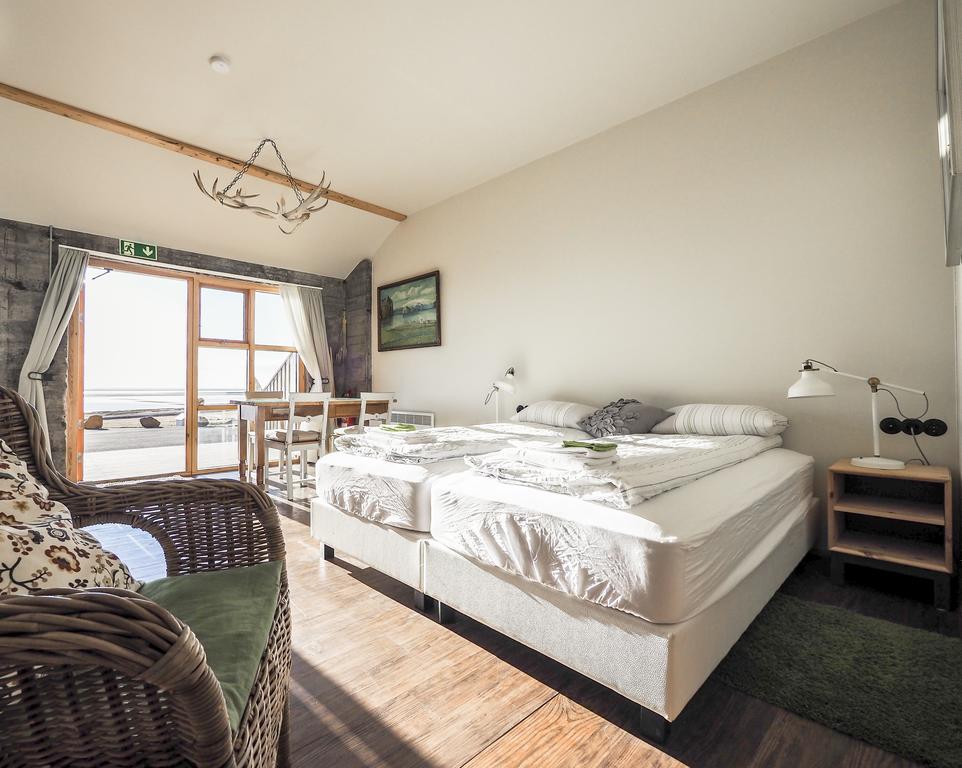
578,399,672,438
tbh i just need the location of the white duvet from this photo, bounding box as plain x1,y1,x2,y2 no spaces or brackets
333,422,591,464
464,433,783,509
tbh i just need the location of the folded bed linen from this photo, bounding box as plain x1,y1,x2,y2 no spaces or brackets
431,448,814,623
333,422,592,465
466,433,782,509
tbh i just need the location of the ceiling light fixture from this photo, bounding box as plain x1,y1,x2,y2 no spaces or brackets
208,55,231,74
193,138,332,234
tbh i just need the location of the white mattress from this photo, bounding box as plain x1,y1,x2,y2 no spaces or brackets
318,423,590,532
430,447,814,623
316,452,465,532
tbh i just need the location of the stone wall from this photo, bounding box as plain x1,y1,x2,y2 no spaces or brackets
0,222,66,461
343,259,372,397
0,217,372,472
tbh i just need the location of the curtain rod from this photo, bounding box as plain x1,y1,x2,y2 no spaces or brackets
75,247,326,291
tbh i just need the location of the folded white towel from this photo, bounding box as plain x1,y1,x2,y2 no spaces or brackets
519,448,618,472
357,426,438,446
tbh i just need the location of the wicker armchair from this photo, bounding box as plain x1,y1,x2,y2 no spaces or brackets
0,386,292,768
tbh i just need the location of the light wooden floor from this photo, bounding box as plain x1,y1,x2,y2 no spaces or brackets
93,480,957,768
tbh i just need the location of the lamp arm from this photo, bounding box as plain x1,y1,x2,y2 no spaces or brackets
874,380,926,396
804,360,925,396
828,370,925,397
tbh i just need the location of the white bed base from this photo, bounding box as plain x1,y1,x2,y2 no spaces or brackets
422,496,817,736
311,499,429,593
312,494,817,740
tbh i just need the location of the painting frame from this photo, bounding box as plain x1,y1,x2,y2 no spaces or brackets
377,270,442,352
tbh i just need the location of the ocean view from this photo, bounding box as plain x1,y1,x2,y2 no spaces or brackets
84,388,246,416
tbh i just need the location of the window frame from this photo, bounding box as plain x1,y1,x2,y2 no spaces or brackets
68,258,306,481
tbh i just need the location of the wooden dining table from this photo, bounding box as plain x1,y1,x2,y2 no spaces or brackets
231,397,390,487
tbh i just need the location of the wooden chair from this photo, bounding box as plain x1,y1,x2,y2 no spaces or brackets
0,386,292,767
244,390,283,483
333,391,395,443
264,393,330,501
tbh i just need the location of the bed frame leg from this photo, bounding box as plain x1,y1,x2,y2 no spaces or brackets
322,544,335,561
639,707,670,744
413,590,436,612
436,601,456,625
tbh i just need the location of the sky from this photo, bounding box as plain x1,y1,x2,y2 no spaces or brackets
383,275,437,310
83,267,296,395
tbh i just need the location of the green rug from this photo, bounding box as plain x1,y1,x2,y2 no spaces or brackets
715,593,962,768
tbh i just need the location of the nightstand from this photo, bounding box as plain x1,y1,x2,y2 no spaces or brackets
827,460,955,609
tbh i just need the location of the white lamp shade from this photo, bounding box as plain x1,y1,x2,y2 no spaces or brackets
494,379,516,394
787,370,835,399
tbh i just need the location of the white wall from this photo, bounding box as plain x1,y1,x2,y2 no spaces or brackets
373,1,958,497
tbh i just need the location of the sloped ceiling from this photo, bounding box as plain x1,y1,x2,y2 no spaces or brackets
0,0,898,277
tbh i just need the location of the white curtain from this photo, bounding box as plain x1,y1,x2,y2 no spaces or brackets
280,284,335,395
18,246,89,436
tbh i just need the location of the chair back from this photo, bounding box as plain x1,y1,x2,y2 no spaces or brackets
246,391,285,433
0,386,67,498
359,392,394,428
286,392,331,447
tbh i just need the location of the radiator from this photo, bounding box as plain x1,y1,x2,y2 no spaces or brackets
390,409,435,427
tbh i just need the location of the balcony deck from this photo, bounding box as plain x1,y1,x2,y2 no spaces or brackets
83,421,238,481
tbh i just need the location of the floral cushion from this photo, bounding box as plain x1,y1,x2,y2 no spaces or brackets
0,440,140,595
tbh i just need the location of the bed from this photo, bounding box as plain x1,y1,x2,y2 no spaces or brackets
422,447,815,738
310,402,816,739
310,421,592,595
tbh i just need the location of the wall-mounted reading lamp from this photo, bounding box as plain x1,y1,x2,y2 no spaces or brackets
484,367,516,422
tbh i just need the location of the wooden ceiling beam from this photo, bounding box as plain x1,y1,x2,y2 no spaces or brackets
0,81,407,222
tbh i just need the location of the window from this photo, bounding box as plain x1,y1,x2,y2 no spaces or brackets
70,260,307,482
200,287,245,340
255,291,296,347
196,410,240,470
194,281,302,472
255,349,299,393
198,347,249,405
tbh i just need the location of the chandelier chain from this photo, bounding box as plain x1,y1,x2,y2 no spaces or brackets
222,138,305,204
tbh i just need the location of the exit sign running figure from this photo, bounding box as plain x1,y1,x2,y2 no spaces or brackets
119,239,158,260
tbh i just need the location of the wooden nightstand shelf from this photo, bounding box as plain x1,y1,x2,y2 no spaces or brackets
828,460,955,609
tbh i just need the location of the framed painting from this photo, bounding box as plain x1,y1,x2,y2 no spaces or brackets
377,270,442,351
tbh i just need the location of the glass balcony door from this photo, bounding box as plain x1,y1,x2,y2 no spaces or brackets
76,264,189,482
69,259,304,482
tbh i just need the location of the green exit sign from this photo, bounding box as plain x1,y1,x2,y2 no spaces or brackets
119,239,158,260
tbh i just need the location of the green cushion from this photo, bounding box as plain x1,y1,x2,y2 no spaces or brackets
139,561,282,731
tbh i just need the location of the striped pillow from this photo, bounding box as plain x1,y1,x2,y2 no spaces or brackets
651,404,789,437
511,400,597,430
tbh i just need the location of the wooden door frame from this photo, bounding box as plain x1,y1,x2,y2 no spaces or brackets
67,256,305,482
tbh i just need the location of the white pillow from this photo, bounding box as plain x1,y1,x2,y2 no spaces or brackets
511,400,597,431
0,440,141,595
651,404,789,437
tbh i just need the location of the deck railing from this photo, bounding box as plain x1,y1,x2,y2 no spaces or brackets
263,352,299,394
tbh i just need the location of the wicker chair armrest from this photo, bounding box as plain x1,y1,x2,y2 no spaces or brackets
50,479,284,575
0,587,234,767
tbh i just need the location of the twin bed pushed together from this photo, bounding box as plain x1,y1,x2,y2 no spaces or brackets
310,399,815,741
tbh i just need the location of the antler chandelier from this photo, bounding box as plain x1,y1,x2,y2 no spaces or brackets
193,138,331,235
